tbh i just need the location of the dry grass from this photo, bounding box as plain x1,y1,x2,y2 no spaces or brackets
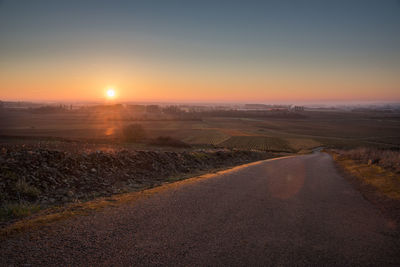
339,148,400,173
331,151,400,200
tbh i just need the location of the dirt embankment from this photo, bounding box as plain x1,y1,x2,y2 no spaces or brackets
0,147,275,218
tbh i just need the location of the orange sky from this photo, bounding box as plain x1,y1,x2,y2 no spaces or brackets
1,1,399,103
1,59,398,102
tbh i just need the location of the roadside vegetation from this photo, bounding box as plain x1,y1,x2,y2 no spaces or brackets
338,148,400,174
331,148,400,200
330,148,400,225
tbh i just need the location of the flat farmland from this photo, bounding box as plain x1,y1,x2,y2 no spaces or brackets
1,109,400,152
218,136,292,152
182,129,230,145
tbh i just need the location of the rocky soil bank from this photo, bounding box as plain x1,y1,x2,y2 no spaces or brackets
0,146,274,215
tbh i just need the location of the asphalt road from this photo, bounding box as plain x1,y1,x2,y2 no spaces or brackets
1,152,399,266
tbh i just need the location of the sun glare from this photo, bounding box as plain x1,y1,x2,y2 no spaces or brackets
106,88,116,99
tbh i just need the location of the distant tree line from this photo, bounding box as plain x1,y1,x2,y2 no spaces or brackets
28,104,72,114
200,110,307,119
23,103,306,120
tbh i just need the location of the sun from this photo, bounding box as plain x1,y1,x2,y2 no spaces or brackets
106,88,116,99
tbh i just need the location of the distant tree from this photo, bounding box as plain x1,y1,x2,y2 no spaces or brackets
146,105,160,113
122,123,146,142
163,105,182,114
128,105,146,112
29,105,67,114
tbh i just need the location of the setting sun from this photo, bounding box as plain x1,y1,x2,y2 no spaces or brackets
106,88,116,99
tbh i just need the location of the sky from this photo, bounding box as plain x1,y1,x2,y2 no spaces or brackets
0,0,399,103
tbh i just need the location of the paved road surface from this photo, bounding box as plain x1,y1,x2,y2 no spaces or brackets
1,152,399,266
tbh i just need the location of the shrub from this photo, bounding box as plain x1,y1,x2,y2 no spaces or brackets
122,123,146,142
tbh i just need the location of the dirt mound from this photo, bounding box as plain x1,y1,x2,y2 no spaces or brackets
0,147,273,208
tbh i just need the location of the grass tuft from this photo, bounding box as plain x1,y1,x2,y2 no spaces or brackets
0,202,41,222
14,179,41,199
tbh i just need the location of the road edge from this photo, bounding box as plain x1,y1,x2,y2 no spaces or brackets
0,155,294,240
